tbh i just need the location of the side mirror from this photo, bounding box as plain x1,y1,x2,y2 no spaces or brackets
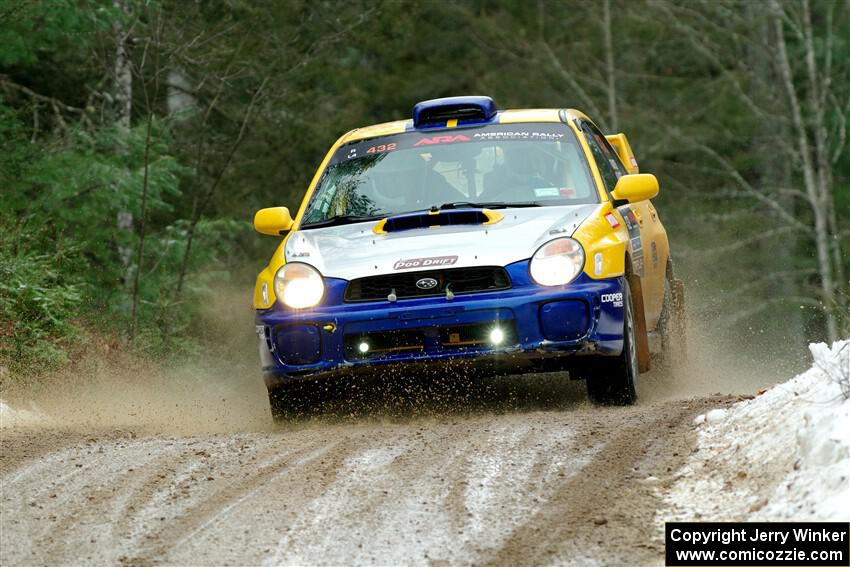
611,174,659,205
254,206,294,236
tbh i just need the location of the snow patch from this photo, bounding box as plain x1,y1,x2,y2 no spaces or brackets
0,400,47,428
704,408,727,423
662,340,850,521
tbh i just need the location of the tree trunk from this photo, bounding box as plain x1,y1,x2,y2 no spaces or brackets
603,0,618,132
113,0,131,129
166,68,195,116
113,0,134,298
129,112,153,340
802,0,846,335
751,4,804,341
771,1,838,342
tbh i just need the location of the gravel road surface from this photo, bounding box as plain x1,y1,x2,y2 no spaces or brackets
0,373,730,567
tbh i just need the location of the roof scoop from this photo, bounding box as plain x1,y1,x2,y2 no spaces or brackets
373,209,502,234
412,96,497,128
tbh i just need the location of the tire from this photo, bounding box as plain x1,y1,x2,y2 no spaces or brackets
267,381,324,422
586,279,639,405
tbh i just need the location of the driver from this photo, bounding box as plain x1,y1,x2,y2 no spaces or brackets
371,149,465,210
481,143,551,201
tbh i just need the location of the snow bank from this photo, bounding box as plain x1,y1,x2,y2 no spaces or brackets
663,340,850,521
0,399,47,429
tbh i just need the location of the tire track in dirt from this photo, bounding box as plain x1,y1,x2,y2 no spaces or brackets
1,396,731,566
155,435,353,565
482,398,729,566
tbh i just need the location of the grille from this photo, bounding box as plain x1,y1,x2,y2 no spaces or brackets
345,266,511,302
344,329,425,359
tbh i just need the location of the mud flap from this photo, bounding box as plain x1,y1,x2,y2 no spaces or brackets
627,275,652,373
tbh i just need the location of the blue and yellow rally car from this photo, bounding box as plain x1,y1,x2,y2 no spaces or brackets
253,96,685,419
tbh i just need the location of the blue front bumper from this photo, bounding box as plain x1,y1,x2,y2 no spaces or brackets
256,261,625,387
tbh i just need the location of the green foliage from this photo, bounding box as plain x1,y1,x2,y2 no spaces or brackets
125,216,248,357
1,0,848,374
0,229,82,372
0,0,113,67
0,97,198,368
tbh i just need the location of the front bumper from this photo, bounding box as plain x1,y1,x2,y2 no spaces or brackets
256,261,625,387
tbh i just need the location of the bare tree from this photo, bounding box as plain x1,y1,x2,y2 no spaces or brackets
770,0,846,341
603,0,619,132
129,8,163,340
113,0,132,130
652,0,848,342
113,0,135,296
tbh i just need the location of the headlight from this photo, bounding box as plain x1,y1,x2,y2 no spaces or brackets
273,263,324,308
529,237,585,286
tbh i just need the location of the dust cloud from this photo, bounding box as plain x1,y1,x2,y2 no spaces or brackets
639,277,811,402
1,285,596,433
1,287,272,434
1,278,808,433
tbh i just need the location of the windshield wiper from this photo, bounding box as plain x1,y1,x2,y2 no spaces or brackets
300,213,385,229
437,201,542,210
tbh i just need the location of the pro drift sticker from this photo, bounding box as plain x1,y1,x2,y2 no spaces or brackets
393,255,458,270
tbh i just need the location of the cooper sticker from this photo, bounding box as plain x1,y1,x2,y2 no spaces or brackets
601,292,624,307
394,255,458,270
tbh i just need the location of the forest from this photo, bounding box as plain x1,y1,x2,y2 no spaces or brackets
1,0,848,377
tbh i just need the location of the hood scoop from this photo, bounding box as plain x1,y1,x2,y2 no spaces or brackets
373,208,502,234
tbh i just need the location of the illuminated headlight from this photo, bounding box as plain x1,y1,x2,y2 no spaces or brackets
529,237,585,286
273,262,324,309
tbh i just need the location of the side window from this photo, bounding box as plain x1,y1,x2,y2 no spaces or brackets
596,131,628,178
580,122,624,192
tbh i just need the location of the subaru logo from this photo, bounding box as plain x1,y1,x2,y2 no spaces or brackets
415,277,438,290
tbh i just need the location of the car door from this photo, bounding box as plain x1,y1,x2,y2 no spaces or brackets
579,121,668,330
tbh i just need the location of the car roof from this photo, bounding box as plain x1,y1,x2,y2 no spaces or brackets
341,108,592,144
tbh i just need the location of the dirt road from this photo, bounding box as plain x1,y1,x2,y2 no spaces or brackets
0,372,731,567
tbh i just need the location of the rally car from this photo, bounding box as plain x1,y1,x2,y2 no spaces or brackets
253,96,685,419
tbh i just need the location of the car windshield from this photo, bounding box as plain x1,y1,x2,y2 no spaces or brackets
301,123,598,228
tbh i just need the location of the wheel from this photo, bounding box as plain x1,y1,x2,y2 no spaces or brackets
656,265,688,370
267,381,325,422
268,383,300,422
586,278,639,405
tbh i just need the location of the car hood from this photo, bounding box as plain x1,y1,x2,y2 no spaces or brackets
284,204,600,281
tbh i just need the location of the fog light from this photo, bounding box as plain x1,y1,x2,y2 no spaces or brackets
358,341,370,353
489,327,505,345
